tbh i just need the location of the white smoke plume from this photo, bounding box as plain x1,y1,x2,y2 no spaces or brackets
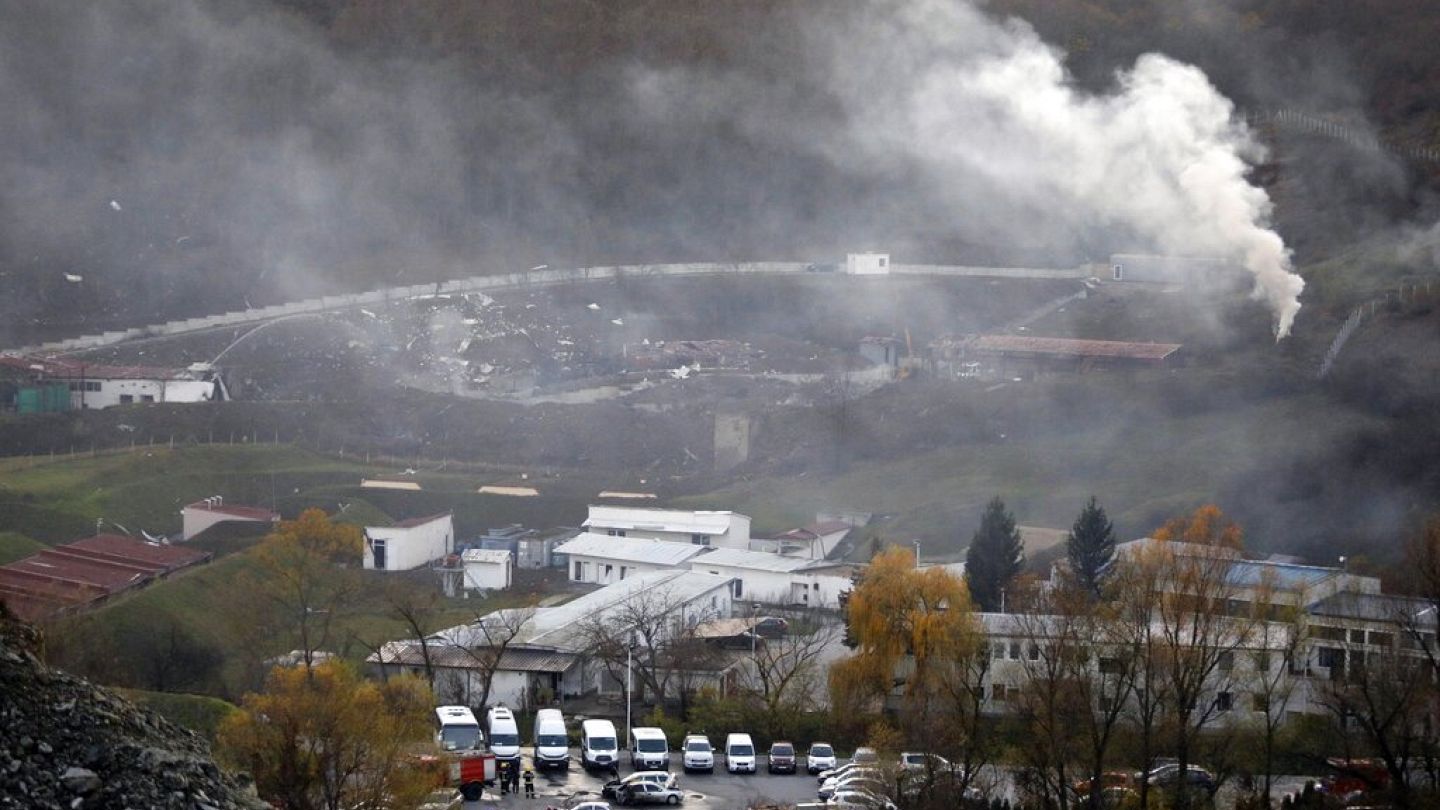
822,1,1305,336
635,1,1305,336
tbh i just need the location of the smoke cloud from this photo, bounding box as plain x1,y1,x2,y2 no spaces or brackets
632,0,1306,336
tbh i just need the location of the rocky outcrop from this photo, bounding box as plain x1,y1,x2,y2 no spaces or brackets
0,607,266,810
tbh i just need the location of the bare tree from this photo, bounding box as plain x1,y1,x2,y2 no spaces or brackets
577,584,724,710
744,609,841,732
439,606,537,711
382,576,448,689
1244,609,1306,806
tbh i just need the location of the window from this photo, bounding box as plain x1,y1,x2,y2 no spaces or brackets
1009,642,1021,660
607,529,626,537
140,395,154,403
1254,653,1271,672
1112,264,1124,280
1312,625,1346,642
372,539,387,570
119,394,133,404
603,564,613,579
574,561,583,581
1099,657,1123,675
1215,692,1233,712
878,257,888,267
1252,693,1270,713
691,534,710,546
1027,644,1040,662
619,566,627,580
1368,631,1393,648
1317,647,1345,669
992,642,1006,661
1218,651,1234,671
732,579,743,598
1349,629,1367,644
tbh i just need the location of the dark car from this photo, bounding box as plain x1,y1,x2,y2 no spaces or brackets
768,741,797,774
1140,764,1217,794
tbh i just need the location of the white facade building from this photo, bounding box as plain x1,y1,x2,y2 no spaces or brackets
583,506,751,550
0,356,227,410
370,570,736,709
752,520,854,559
845,252,891,275
462,549,513,591
555,532,709,584
363,512,454,572
687,547,854,608
180,497,279,541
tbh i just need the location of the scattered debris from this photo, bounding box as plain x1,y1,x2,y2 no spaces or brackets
108,200,121,211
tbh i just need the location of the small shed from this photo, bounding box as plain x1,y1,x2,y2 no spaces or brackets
462,549,513,592
845,253,891,275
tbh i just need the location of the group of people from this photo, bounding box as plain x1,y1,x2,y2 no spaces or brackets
497,759,537,799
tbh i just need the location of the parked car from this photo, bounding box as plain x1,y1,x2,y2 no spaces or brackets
817,763,879,785
725,733,757,774
807,742,838,775
563,803,613,810
617,781,684,806
827,788,897,810
850,747,880,766
820,775,887,802
1070,771,1132,797
630,727,670,771
1136,763,1217,794
899,752,954,774
681,734,714,773
769,741,798,774
602,771,678,800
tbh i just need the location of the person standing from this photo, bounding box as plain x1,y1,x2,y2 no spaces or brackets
497,761,510,795
523,766,535,799
508,760,521,795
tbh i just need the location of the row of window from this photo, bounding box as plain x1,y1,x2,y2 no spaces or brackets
603,528,712,546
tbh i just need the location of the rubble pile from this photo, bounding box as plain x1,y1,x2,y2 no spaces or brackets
0,609,265,810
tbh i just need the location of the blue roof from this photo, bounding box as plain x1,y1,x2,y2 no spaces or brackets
1227,560,1336,589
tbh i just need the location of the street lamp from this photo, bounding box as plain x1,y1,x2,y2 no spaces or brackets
625,632,635,752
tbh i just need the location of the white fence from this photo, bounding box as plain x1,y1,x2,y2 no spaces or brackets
9,261,1084,356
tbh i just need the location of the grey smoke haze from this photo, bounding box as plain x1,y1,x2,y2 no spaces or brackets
631,0,1305,336
1,0,1429,347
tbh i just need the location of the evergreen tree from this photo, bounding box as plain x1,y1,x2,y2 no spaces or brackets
965,497,1024,612
1065,496,1116,598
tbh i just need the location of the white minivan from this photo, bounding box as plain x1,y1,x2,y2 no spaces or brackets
581,718,620,772
725,732,757,774
630,727,670,771
533,708,569,770
487,706,521,764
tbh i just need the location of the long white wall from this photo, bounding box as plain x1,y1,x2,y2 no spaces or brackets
12,261,1086,356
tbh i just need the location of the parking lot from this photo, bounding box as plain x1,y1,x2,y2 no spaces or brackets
460,750,823,808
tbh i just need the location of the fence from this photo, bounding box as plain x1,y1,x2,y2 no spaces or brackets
6,261,1087,357
1317,280,1436,379
1250,108,1440,165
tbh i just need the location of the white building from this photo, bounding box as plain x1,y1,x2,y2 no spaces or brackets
583,506,751,550
555,533,709,585
752,520,854,559
462,549,513,592
179,496,279,541
0,357,227,409
845,252,891,275
370,570,737,709
687,547,855,608
363,512,454,572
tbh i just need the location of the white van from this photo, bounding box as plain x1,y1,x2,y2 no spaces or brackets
581,719,620,771
434,706,484,753
630,726,670,770
487,706,521,763
533,708,570,770
725,732,756,774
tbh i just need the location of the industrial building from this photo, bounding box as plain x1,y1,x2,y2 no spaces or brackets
0,355,226,411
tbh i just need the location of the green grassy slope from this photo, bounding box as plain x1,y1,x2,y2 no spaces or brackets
0,531,45,565
114,688,239,742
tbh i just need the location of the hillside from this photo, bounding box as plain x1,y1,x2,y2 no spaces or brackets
0,609,265,810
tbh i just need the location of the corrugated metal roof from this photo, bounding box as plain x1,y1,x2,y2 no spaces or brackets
1307,592,1436,626
690,548,825,573
183,502,278,521
555,532,707,566
584,506,742,536
970,335,1181,361
0,355,201,381
392,512,453,529
372,641,579,673
66,534,210,570
462,549,512,565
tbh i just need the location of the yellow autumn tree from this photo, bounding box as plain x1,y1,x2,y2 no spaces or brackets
218,658,440,810
233,508,363,671
831,546,990,796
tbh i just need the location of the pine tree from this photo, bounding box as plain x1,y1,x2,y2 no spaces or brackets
965,497,1024,612
1065,496,1116,598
